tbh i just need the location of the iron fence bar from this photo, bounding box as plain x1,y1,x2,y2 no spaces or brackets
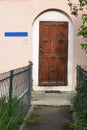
8,70,13,118
76,65,81,87
28,61,33,107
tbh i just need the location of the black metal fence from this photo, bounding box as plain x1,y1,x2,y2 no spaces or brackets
75,65,87,128
0,61,33,129
76,65,87,94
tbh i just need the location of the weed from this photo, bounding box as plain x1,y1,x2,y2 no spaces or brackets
24,113,41,125
0,96,24,130
71,74,87,130
68,107,75,113
25,128,31,130
70,122,78,130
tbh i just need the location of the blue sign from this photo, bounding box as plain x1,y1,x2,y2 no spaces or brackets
5,32,28,37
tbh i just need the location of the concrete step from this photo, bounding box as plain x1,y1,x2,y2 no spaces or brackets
31,91,76,106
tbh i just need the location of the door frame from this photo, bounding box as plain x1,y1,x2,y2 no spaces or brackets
32,10,73,91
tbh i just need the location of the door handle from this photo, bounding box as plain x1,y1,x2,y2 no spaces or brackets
40,48,44,54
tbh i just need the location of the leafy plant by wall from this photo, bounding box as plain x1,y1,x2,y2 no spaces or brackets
71,66,87,130
68,0,87,52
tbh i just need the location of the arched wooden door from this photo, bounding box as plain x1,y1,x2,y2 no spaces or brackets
39,21,68,86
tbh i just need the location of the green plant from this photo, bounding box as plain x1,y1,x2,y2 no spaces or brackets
0,96,24,130
71,74,87,130
77,13,87,52
25,128,31,130
70,122,78,130
68,0,87,52
24,113,41,125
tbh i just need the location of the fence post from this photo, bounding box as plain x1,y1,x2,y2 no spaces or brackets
28,61,33,107
8,70,13,118
77,65,80,87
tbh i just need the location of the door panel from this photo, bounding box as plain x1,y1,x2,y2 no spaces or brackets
39,21,68,86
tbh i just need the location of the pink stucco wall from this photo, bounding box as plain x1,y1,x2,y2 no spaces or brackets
0,0,86,90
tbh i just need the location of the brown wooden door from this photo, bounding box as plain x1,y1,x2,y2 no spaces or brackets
39,21,68,86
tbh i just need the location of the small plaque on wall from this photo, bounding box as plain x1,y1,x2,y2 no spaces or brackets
5,32,28,37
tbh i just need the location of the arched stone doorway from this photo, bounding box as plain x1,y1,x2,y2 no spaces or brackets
32,9,73,91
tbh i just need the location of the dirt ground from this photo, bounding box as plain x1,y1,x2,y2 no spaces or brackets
24,105,72,130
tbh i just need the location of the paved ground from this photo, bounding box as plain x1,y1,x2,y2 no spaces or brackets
24,105,72,130
20,91,76,130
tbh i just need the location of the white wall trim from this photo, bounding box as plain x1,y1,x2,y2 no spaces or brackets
32,10,73,91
